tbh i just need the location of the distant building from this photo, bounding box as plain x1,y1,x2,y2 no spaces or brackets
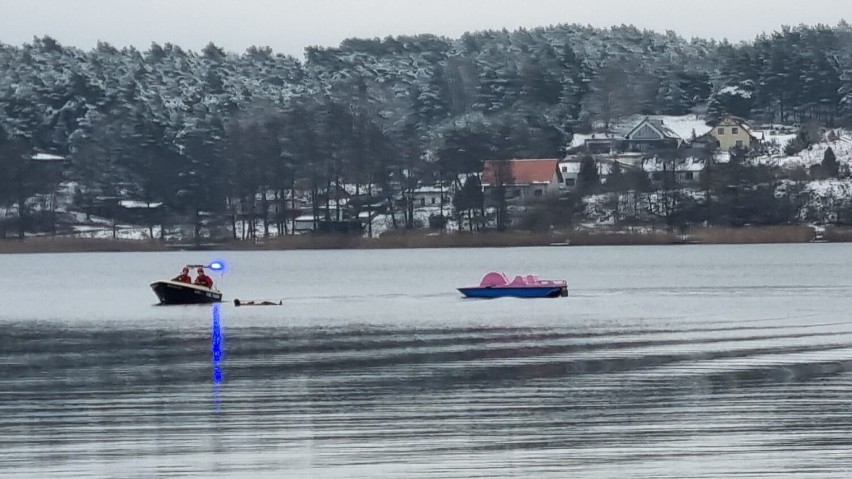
560,156,638,190
596,157,640,183
412,185,452,207
709,115,761,151
642,156,705,184
559,159,582,189
117,200,164,223
583,133,626,154
119,200,163,209
293,215,319,233
481,158,562,203
229,191,307,219
690,132,721,151
625,118,682,151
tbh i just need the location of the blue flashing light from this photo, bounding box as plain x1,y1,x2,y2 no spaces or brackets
208,261,226,272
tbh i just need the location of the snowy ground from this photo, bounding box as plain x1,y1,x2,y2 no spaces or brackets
7,116,852,240
69,224,159,240
370,205,456,236
571,114,711,148
753,131,852,169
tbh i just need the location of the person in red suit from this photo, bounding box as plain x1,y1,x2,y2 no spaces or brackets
172,267,191,284
194,267,214,289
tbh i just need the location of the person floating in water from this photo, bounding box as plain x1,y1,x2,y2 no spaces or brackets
172,267,191,284
234,299,281,306
194,267,214,289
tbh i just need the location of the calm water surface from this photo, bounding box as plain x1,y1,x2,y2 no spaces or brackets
1,244,852,478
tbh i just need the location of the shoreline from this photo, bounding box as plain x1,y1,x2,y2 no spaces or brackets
1,225,850,254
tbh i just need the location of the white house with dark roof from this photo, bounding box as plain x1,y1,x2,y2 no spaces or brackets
558,159,582,189
412,184,452,207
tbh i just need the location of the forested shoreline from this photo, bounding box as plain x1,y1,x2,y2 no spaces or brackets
2,22,852,240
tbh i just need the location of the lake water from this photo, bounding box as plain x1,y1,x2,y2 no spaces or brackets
1,244,852,478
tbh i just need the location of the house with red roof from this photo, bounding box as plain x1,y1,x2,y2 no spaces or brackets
480,159,562,203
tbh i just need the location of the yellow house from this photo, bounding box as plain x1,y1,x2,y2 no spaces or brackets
709,116,760,151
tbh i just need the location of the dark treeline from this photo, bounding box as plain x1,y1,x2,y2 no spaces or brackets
2,22,852,238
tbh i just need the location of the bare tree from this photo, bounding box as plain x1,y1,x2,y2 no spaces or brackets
490,160,514,230
0,133,37,239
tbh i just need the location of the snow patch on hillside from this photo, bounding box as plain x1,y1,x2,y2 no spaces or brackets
754,132,852,169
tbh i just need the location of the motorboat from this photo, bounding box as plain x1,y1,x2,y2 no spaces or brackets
458,272,568,299
151,263,224,305
151,280,223,304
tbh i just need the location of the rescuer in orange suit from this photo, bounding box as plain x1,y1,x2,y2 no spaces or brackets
172,267,191,284
194,267,214,289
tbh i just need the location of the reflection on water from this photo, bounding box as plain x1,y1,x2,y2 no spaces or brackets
0,245,851,478
211,304,224,411
2,320,852,478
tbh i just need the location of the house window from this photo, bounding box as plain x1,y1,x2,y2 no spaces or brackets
420,198,425,206
718,128,725,135
684,172,694,180
431,197,436,204
736,140,743,147
565,178,576,186
732,127,739,134
561,166,568,173
534,189,543,197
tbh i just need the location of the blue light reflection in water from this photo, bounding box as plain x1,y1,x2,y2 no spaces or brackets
211,303,225,411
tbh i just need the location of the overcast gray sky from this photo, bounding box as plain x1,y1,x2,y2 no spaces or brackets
2,0,850,59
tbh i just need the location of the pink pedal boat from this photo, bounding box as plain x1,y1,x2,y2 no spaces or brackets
458,272,568,299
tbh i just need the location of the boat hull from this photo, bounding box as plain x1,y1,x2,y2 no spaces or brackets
150,280,223,305
458,286,567,299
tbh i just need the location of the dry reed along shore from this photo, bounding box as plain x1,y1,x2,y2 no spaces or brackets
1,225,847,254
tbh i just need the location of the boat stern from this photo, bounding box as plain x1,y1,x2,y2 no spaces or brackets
151,280,223,305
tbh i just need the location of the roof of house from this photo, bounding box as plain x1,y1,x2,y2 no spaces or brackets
119,200,163,209
560,157,633,176
693,131,720,142
642,157,706,173
584,133,626,143
626,118,682,141
481,159,560,186
30,152,66,162
413,185,448,194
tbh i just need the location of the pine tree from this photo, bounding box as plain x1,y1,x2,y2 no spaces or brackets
578,155,600,193
453,175,484,231
822,146,839,177
706,83,755,123
606,160,626,192
0,127,38,238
